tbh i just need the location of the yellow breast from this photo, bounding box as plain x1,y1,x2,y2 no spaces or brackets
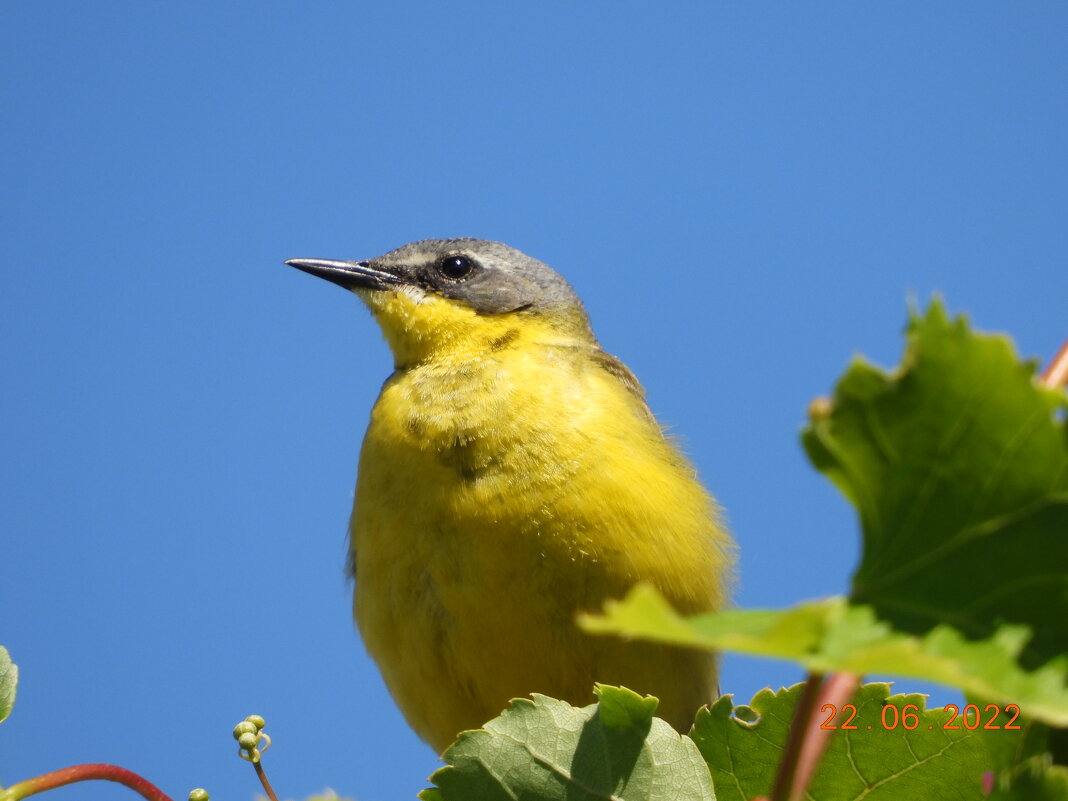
349,309,733,750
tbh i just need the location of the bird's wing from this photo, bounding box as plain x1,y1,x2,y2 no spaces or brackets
587,348,658,422
589,348,646,399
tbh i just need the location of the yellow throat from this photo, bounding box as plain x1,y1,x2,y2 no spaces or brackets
287,239,735,752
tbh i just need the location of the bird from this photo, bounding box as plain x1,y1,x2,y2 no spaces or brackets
286,238,735,752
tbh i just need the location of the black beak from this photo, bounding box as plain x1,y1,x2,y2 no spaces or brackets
285,258,402,291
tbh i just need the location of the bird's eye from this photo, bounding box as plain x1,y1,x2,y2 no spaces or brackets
437,254,476,280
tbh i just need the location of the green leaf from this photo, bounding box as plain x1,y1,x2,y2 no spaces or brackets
969,695,1050,775
692,682,990,801
802,301,1068,668
0,647,16,724
582,587,1068,725
972,702,1062,801
987,756,1068,800
421,685,715,801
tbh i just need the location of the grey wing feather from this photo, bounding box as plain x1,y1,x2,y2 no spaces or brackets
588,348,657,422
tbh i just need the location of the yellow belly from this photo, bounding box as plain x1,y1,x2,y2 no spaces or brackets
350,346,732,751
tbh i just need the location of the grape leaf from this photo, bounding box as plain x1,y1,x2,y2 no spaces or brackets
803,301,1068,667
0,647,16,724
421,685,715,801
692,682,991,801
987,756,1068,800
970,693,1050,775
582,587,1068,725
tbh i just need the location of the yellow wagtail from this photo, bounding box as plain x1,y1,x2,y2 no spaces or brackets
287,239,735,751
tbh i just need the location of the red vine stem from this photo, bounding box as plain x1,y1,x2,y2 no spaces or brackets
788,672,861,799
765,672,862,801
1042,337,1068,389
0,764,173,801
767,673,824,801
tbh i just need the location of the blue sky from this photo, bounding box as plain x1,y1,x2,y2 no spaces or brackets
2,4,1066,800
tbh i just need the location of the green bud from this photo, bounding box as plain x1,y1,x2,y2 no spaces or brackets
245,714,266,730
238,731,259,751
233,721,257,740
189,790,209,801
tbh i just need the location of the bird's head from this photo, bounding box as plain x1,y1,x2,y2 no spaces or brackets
287,239,595,367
